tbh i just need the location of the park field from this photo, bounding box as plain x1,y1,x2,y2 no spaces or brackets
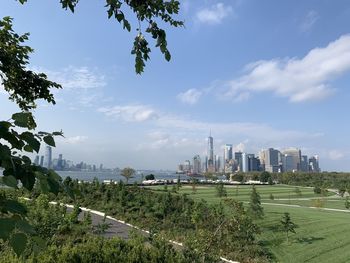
149,184,350,263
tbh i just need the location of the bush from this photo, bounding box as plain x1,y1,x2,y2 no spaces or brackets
145,174,155,180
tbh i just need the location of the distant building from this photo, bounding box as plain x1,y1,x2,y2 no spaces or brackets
192,155,201,174
234,152,243,171
260,148,280,173
183,160,191,173
301,155,309,172
309,155,320,172
43,146,52,169
40,155,44,167
282,148,301,172
247,154,259,171
242,153,249,172
224,144,233,162
207,133,214,172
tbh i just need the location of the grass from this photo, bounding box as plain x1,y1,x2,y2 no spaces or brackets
149,184,350,263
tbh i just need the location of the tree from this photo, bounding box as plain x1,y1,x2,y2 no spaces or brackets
1,0,184,256
121,167,135,184
280,212,297,244
215,182,227,198
259,171,271,183
269,193,274,200
314,186,322,194
248,185,264,219
145,174,155,180
345,197,350,209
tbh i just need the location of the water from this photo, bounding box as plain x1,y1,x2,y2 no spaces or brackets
56,171,192,183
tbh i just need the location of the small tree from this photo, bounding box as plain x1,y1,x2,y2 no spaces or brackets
269,193,274,200
345,197,350,209
313,186,321,194
145,174,155,180
121,167,135,184
215,182,227,198
280,212,297,244
176,175,182,191
248,185,264,219
259,171,271,183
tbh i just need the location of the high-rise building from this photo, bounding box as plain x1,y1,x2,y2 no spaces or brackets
192,155,201,174
261,148,280,173
183,160,191,173
247,154,259,171
282,148,301,172
301,155,309,172
242,153,249,172
207,132,214,172
224,144,233,162
309,155,320,173
57,154,63,170
40,155,44,167
234,152,243,171
215,155,221,172
43,146,52,169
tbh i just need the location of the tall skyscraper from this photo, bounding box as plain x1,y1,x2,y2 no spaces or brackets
234,152,243,171
207,132,214,172
43,146,52,169
309,155,320,172
215,155,220,172
282,148,301,172
224,144,233,162
301,155,309,172
192,155,201,174
40,155,44,167
247,154,259,171
57,154,63,170
242,153,248,172
261,148,280,173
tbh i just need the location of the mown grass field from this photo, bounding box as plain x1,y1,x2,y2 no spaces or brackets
149,184,350,263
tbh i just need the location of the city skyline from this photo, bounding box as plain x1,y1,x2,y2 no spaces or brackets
177,134,320,174
1,1,350,171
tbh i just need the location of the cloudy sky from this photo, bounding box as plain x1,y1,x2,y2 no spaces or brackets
1,0,350,171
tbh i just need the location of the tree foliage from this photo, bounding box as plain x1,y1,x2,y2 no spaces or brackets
248,185,264,219
120,167,135,184
280,212,297,244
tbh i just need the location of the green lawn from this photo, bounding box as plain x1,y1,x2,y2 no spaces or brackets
149,184,350,263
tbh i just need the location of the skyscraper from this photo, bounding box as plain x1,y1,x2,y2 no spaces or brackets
43,146,52,169
242,153,248,172
234,152,243,171
40,155,44,167
309,155,320,172
215,155,220,172
301,155,309,172
224,144,233,162
207,132,214,172
282,148,301,172
192,155,201,174
261,148,280,173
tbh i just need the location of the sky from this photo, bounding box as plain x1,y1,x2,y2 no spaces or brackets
1,0,350,171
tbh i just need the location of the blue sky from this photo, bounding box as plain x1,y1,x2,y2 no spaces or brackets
1,0,350,171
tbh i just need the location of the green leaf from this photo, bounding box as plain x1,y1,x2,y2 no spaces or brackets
20,171,36,191
16,220,35,234
23,145,33,152
43,135,55,147
0,218,16,239
20,132,40,153
0,175,18,188
10,233,27,256
12,112,35,129
3,199,27,215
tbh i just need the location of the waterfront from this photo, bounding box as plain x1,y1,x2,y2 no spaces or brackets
56,170,191,183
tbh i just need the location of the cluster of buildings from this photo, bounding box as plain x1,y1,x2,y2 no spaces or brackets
177,134,320,175
33,146,106,172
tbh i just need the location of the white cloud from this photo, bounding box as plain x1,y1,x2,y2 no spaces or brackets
177,88,202,105
300,10,319,32
58,135,88,144
31,66,106,90
98,104,159,122
196,3,233,25
222,34,350,102
329,150,345,160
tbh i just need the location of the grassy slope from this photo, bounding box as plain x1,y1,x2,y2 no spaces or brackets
150,185,350,263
